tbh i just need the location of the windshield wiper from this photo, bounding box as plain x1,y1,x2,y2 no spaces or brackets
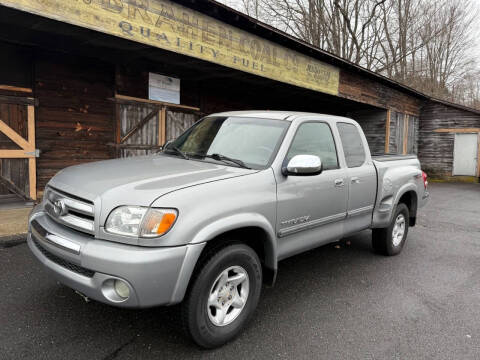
205,153,251,169
164,145,189,160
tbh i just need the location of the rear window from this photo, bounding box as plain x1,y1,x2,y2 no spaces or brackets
337,123,366,168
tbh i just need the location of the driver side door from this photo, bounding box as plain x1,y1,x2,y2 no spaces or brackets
276,121,348,260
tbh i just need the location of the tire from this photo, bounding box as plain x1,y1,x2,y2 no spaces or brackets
372,203,409,256
181,243,262,348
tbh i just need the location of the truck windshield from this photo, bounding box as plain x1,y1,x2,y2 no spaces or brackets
166,116,289,169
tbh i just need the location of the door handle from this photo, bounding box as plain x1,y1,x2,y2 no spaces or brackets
351,177,360,184
334,178,345,187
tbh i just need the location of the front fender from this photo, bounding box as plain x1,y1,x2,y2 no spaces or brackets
169,213,277,304
190,212,277,271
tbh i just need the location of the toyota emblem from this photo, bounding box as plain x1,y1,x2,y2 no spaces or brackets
53,199,67,216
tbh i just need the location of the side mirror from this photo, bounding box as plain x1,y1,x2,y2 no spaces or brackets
284,155,322,176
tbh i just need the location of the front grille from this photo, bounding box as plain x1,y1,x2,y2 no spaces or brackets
44,186,95,235
32,236,95,278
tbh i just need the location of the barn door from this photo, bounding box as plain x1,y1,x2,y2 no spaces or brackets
116,101,161,157
112,95,201,157
0,96,37,201
453,133,478,176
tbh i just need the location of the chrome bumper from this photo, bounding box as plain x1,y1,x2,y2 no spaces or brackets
28,210,205,308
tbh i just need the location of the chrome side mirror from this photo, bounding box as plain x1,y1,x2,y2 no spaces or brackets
285,155,322,176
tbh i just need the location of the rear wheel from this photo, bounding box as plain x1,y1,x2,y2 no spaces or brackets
372,203,409,256
181,243,262,348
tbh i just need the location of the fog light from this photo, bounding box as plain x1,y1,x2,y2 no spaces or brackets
114,280,130,299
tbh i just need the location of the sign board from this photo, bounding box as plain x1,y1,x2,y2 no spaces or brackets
149,73,180,104
0,0,340,96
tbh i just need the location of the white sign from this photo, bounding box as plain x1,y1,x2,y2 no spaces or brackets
148,73,180,104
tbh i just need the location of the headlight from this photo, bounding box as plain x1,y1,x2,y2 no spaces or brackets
105,206,177,238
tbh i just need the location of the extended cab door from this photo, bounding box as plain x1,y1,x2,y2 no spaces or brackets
336,122,377,235
276,121,348,259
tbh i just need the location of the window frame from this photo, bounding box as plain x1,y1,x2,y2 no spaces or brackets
282,120,341,173
336,121,367,168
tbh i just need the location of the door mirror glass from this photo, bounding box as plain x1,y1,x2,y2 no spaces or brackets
285,155,322,175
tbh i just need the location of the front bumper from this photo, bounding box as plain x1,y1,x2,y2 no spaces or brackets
28,211,205,308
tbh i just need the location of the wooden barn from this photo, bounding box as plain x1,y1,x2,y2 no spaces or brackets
0,0,479,205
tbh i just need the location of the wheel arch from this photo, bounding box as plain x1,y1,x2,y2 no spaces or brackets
189,213,277,271
170,214,278,304
397,189,418,226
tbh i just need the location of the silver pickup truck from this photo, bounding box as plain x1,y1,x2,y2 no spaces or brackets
28,111,429,348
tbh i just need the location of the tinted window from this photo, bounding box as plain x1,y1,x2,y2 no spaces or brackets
337,123,366,167
286,122,338,170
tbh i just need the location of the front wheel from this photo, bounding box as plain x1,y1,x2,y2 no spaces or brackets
181,243,262,348
372,203,409,256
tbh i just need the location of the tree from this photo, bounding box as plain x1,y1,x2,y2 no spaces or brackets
219,0,480,108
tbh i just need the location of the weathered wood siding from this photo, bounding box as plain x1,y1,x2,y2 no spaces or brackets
348,109,387,155
339,70,423,116
34,52,114,191
166,111,199,142
419,101,480,177
118,102,159,157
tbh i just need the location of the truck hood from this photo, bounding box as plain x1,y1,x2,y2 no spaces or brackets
48,154,256,208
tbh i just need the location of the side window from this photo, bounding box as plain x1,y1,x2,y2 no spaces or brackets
286,122,338,170
337,123,366,167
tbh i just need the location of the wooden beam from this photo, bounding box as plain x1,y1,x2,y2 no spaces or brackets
385,109,391,153
120,109,158,143
115,103,121,158
0,119,32,150
0,85,32,93
434,128,480,133
160,106,166,145
112,94,200,111
27,106,35,145
27,105,37,201
0,150,35,158
402,114,409,154
0,95,36,106
29,158,37,200
158,108,162,146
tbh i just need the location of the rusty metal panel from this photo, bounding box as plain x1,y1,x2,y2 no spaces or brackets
166,111,199,142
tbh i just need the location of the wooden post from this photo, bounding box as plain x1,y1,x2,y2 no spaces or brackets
27,105,36,200
115,104,121,158
385,109,391,154
403,114,409,154
160,106,166,145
